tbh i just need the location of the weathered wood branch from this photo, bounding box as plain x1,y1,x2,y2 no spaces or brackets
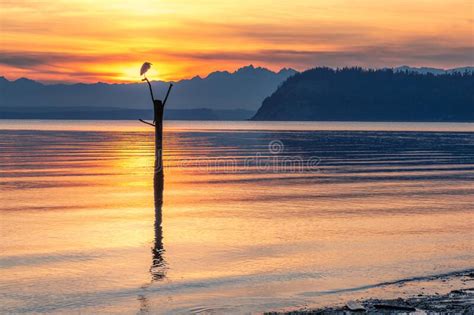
163,84,173,107
142,77,155,103
139,119,156,127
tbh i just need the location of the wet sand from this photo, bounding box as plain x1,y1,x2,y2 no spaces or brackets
269,270,474,314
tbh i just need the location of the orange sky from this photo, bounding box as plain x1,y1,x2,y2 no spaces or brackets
0,0,473,83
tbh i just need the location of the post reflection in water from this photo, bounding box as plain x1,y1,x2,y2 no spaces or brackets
137,164,167,313
151,164,166,281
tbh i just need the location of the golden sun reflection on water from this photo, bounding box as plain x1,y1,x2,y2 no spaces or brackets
0,122,473,313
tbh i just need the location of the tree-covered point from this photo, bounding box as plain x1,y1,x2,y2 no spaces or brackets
252,67,473,121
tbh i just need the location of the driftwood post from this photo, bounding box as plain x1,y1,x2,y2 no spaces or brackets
140,78,173,170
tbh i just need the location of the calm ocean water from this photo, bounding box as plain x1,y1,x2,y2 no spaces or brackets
1,120,473,314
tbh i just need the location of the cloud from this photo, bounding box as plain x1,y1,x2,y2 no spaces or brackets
1,38,472,83
180,20,375,45
0,51,133,82
0,51,131,69
157,40,474,69
0,53,57,68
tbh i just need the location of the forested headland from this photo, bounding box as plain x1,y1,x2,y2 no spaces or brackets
252,68,474,122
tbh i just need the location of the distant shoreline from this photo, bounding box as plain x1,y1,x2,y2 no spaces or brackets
1,117,474,123
0,107,255,121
